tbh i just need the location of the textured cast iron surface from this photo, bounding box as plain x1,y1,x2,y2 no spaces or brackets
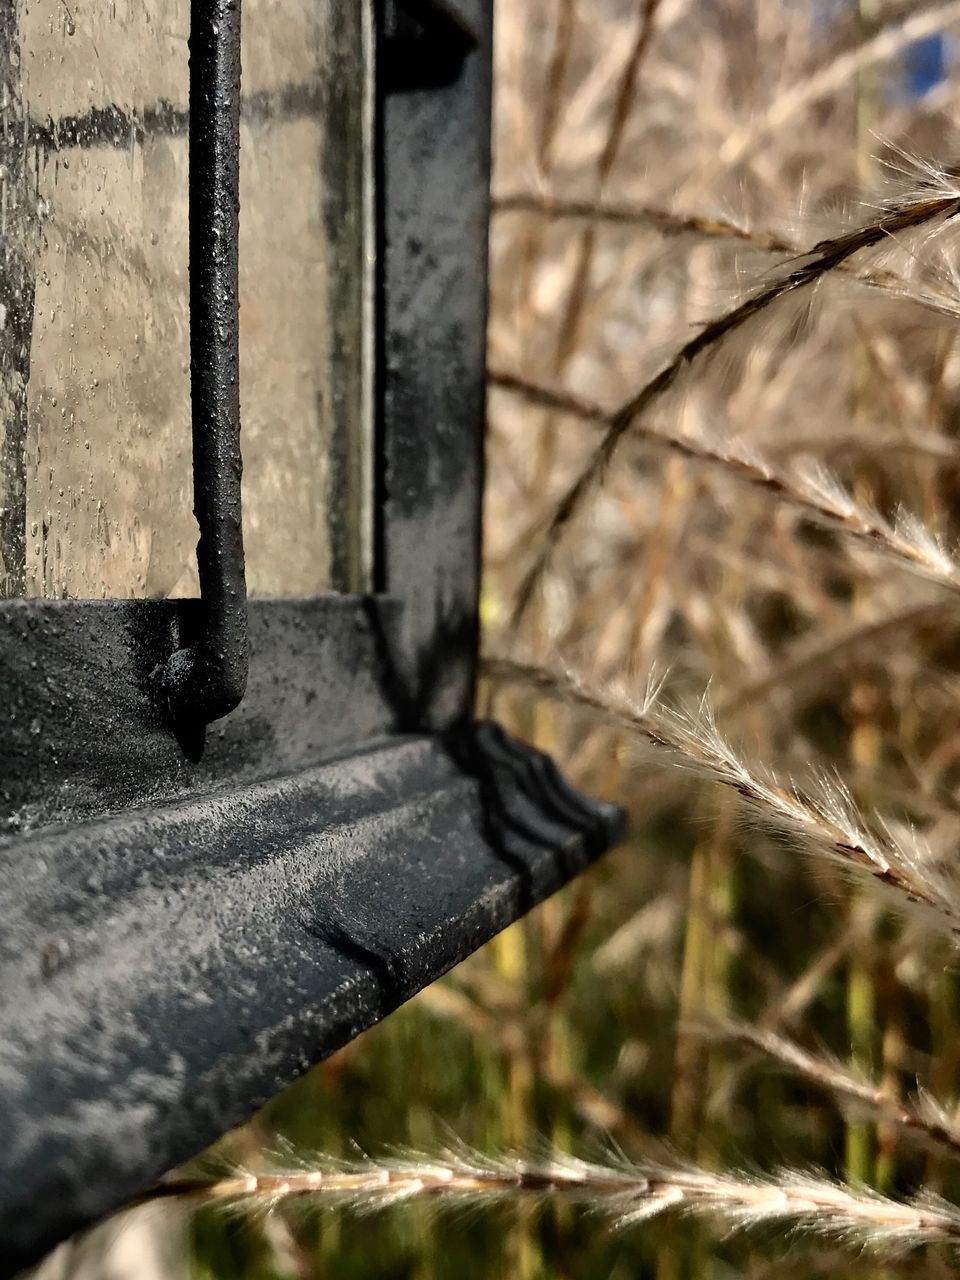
379,0,492,726
156,0,248,723
1,0,494,828
0,597,403,834
0,3,33,598
0,723,623,1274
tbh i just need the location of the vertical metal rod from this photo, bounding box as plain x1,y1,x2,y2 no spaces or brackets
157,0,247,723
0,6,35,598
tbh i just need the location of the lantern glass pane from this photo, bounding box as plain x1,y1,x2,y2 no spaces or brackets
0,0,373,600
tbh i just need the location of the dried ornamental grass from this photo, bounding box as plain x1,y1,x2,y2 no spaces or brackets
482,656,960,942
128,1149,960,1258
506,187,960,627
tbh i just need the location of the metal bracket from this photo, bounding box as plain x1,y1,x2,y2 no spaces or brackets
153,0,248,726
383,0,478,90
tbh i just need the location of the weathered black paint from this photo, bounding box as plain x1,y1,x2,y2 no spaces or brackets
155,0,248,724
379,0,492,727
0,597,405,835
0,5,34,597
0,725,623,1274
382,0,478,89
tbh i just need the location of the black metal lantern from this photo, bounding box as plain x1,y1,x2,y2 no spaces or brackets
0,1,622,1271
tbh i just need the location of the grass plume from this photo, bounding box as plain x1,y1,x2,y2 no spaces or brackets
491,369,960,600
505,190,960,628
482,656,960,941
132,1149,960,1256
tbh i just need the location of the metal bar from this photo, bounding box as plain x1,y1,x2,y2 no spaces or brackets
320,0,375,593
0,723,623,1273
155,0,247,724
0,6,35,597
378,0,490,723
382,0,478,90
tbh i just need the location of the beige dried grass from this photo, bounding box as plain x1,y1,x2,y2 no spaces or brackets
130,1150,960,1257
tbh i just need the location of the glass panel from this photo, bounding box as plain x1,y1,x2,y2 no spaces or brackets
0,0,373,600
240,0,375,597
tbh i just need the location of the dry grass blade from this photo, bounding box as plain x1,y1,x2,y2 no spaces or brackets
505,192,960,629
492,195,960,320
595,0,664,184
132,1150,960,1254
492,369,960,600
550,0,664,368
765,428,960,464
759,932,852,1033
482,657,960,940
493,193,796,251
536,0,577,171
700,1018,960,1162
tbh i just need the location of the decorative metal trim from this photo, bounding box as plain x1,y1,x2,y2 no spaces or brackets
0,724,623,1274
